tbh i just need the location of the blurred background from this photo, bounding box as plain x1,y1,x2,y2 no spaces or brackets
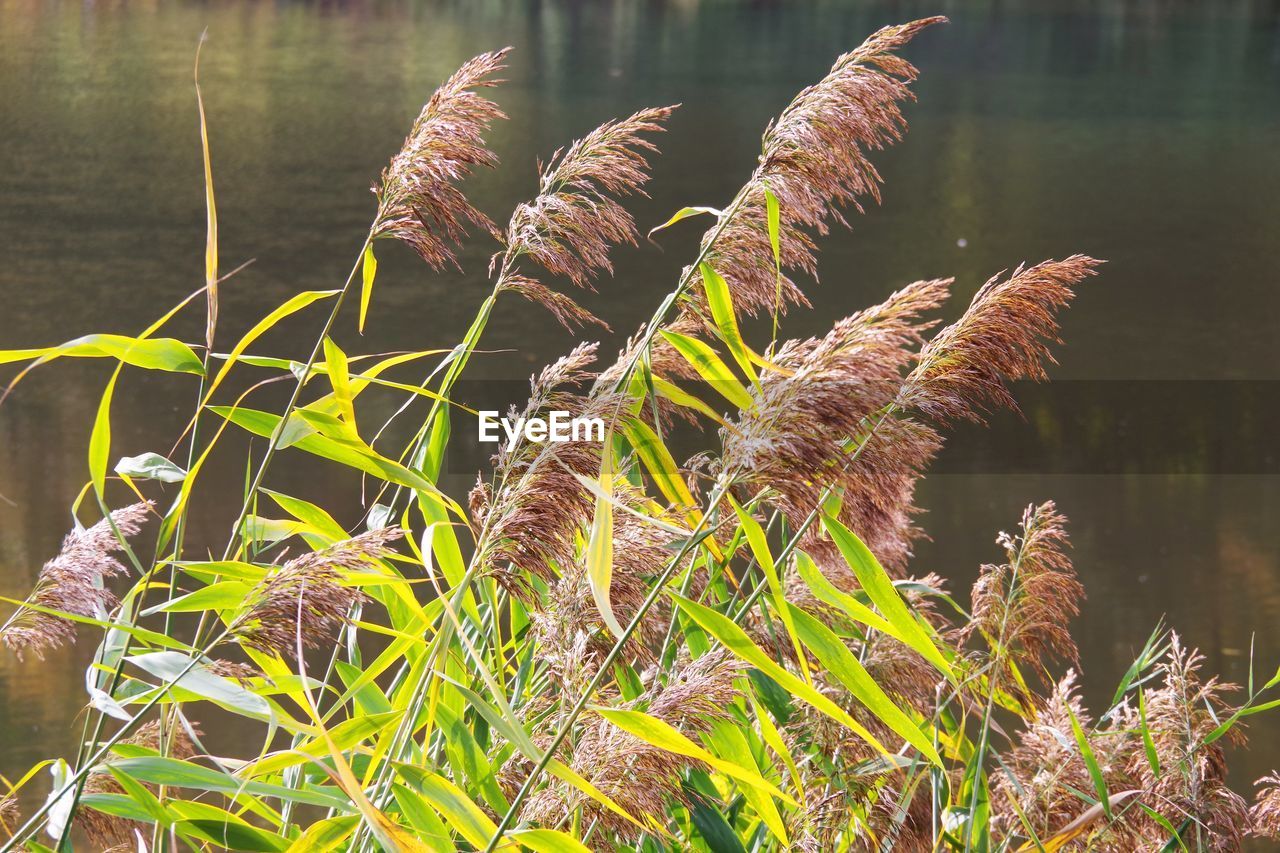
1,0,1278,807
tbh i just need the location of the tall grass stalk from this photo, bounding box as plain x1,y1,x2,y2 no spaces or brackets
2,17,1278,853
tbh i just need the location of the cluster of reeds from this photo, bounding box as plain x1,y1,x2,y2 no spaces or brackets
2,16,1278,852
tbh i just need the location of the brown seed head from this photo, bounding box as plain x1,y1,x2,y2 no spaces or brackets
1,502,152,659
683,18,944,321
901,256,1102,423
373,49,509,268
1251,772,1280,839
723,279,950,571
498,107,675,328
967,502,1083,694
233,528,404,659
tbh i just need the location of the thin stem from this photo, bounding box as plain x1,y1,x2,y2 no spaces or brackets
483,477,733,851
219,229,374,563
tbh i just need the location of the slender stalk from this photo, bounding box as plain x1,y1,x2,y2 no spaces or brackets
483,477,733,851
219,228,374,563
0,630,231,850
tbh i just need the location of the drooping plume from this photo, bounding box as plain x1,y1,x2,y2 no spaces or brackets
901,255,1102,423
497,107,675,328
682,17,944,321
0,502,152,659
471,343,630,598
232,528,404,659
722,279,950,571
1251,772,1280,839
372,49,509,268
967,501,1083,691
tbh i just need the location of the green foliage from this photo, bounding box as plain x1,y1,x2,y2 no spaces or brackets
0,19,1275,853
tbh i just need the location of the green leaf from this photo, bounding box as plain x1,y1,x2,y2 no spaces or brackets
511,829,594,853
587,439,624,639
658,329,754,411
434,703,507,814
284,815,359,852
650,375,730,426
699,262,756,384
671,593,889,756
79,792,156,824
820,514,953,677
622,418,698,510
793,549,899,640
116,451,187,483
323,337,357,428
209,405,453,507
786,603,941,764
128,651,272,719
0,334,205,374
1066,703,1111,820
729,497,809,681
89,367,121,495
594,707,795,805
106,764,168,823
107,756,350,811
705,720,789,845
179,820,289,852
140,581,252,616
647,205,722,237
685,779,748,853
243,711,404,778
763,185,782,316
391,785,452,852
359,241,378,334
395,765,497,850
201,290,338,404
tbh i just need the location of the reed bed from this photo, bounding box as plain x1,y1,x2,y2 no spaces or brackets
1,17,1277,852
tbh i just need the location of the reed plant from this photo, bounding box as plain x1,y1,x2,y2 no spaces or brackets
1,16,1277,852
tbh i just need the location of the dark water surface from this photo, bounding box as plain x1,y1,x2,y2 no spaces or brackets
2,0,1279,820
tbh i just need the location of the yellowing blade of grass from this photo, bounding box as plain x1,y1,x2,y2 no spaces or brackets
670,592,890,758
587,439,625,640
821,513,954,678
658,329,754,411
195,31,218,350
594,707,796,806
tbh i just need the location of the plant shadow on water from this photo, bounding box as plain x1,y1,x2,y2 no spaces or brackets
0,1,1278,850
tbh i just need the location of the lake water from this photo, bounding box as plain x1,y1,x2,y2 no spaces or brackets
1,0,1279,826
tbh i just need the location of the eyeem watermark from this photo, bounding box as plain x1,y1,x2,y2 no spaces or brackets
478,410,605,451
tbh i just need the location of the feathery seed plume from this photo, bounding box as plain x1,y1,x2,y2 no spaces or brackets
682,17,945,321
1131,635,1250,849
372,50,508,268
472,344,629,597
519,652,744,838
901,255,1102,423
232,528,404,658
1251,772,1280,839
497,107,675,327
1,502,152,659
993,672,1128,842
722,279,950,571
0,794,17,842
967,501,1083,692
